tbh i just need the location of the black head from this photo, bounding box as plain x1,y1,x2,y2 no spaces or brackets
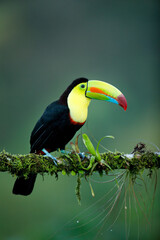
59,77,88,105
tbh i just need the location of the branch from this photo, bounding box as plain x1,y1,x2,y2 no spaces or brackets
0,150,160,178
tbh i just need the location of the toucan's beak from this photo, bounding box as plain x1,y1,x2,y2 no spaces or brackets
86,80,127,111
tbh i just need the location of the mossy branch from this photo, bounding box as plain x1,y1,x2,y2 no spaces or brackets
0,150,159,178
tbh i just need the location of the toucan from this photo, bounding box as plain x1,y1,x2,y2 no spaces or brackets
12,77,127,196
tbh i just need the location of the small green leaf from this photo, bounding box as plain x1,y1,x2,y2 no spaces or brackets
71,171,76,176
96,151,101,161
62,170,66,175
82,134,96,156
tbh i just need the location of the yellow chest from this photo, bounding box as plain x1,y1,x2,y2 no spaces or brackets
67,89,91,123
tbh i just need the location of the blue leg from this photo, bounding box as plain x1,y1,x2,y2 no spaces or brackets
42,148,57,166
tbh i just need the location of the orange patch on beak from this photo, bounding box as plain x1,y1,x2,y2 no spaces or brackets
90,87,107,95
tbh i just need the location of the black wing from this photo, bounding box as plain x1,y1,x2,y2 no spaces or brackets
30,101,70,153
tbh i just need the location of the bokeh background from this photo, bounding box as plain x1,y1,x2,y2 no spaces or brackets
0,0,160,239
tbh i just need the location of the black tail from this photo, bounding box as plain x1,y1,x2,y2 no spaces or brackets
12,174,37,196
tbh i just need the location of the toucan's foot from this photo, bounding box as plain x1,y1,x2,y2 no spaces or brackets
42,148,57,165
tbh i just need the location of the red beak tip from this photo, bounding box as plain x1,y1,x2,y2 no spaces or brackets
124,106,127,111
117,94,127,111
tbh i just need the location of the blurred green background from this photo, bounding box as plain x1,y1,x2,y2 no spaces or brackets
0,0,160,239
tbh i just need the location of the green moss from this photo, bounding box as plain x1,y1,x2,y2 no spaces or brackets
0,150,159,177
0,149,159,202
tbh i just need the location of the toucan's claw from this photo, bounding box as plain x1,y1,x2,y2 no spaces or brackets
42,148,57,166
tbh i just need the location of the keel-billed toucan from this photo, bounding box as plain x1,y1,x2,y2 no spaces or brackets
13,78,127,195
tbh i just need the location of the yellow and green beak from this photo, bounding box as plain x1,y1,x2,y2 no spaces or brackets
86,80,127,111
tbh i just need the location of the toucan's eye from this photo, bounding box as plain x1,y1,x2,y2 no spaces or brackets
81,84,85,89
